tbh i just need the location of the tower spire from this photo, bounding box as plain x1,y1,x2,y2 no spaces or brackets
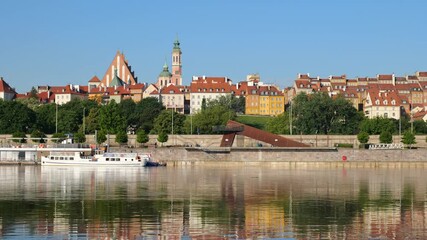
171,37,182,85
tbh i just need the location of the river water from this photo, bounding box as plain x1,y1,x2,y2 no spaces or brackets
0,165,426,239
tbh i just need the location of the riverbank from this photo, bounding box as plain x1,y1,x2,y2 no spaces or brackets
140,146,427,166
1,146,426,166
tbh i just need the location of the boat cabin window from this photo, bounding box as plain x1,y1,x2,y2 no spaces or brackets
116,158,120,161
55,157,59,160
50,157,54,160
106,158,109,161
70,157,74,160
60,157,64,160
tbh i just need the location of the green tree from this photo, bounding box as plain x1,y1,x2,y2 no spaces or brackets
31,130,46,143
29,86,38,99
132,97,164,133
51,132,66,143
292,92,361,134
413,120,427,134
136,129,149,146
379,131,393,144
207,95,245,114
74,132,86,143
265,113,290,134
34,103,56,134
153,110,186,134
357,131,370,144
85,108,100,134
360,117,395,135
96,130,107,144
115,131,128,145
99,100,126,134
16,97,41,111
12,132,27,143
119,99,137,127
401,131,416,148
157,131,168,146
192,105,236,134
0,100,36,134
201,98,207,111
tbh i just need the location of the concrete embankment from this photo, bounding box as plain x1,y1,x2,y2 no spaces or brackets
1,146,426,167
143,147,427,167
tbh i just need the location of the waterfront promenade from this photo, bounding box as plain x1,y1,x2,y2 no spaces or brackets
1,134,427,166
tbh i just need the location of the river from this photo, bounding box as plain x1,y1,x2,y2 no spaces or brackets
0,165,426,239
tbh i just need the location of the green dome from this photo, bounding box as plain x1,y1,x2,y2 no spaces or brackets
158,63,172,77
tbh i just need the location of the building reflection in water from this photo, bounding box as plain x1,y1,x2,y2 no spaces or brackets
0,165,426,239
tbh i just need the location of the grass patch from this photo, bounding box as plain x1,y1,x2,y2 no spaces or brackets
235,115,272,130
335,143,354,148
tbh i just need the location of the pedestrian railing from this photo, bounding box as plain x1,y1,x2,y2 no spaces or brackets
369,143,404,150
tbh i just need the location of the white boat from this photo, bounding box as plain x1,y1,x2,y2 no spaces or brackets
41,148,152,167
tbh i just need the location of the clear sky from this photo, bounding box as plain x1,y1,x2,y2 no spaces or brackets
1,0,426,93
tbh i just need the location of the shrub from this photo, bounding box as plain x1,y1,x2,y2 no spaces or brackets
379,131,393,144
96,130,107,144
401,130,416,148
51,132,66,143
357,131,369,144
31,130,46,143
115,131,128,145
335,143,353,148
12,132,27,143
136,129,149,146
157,132,168,146
74,132,86,143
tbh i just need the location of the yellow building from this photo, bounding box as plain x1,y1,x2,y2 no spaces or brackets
245,85,284,116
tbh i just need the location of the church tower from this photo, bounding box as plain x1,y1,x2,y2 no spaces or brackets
171,38,182,86
157,62,172,89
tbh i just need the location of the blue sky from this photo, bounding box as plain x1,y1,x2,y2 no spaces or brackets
1,0,426,93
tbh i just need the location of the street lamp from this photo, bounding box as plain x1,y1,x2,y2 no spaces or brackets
83,107,86,134
171,106,174,146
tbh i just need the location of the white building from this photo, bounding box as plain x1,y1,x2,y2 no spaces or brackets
364,90,401,120
189,76,232,114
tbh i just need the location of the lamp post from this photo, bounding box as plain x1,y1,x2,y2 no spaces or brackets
190,113,193,135
83,107,86,134
171,106,174,146
55,104,58,134
289,100,293,135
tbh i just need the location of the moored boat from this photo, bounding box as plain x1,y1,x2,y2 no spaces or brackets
41,148,153,167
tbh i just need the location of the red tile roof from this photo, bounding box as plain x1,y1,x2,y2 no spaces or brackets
190,76,232,93
0,78,16,94
297,74,310,80
128,83,145,89
367,90,401,106
417,72,427,77
377,74,393,80
88,76,101,83
160,84,183,94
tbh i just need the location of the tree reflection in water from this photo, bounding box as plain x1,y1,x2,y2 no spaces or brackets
0,165,425,239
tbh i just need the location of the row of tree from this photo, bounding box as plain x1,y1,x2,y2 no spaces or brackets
2,92,427,145
265,92,427,136
0,95,240,144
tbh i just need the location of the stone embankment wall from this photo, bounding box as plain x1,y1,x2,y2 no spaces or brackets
138,147,427,167
1,134,427,148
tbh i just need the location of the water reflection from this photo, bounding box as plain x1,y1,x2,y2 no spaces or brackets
0,165,426,239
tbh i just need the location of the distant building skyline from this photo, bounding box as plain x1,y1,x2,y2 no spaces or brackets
1,1,427,93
